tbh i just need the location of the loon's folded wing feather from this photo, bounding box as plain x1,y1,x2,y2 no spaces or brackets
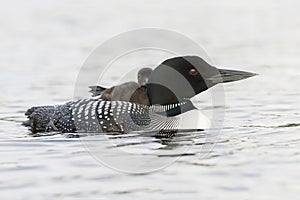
24,99,182,134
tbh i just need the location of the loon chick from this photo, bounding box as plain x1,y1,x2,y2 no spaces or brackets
89,67,152,106
24,56,257,134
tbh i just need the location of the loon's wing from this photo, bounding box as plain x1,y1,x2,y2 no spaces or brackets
23,99,184,135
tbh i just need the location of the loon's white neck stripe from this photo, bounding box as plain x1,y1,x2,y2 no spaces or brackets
149,102,187,113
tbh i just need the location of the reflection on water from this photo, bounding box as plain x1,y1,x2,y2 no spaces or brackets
1,0,300,199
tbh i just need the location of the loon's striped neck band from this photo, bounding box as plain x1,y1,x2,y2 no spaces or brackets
155,100,196,117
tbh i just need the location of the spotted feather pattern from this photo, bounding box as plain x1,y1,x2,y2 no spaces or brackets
26,98,182,134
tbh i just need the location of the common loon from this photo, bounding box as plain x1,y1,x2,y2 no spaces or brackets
89,67,152,105
24,56,256,134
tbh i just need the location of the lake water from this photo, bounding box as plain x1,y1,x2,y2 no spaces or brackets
0,0,299,199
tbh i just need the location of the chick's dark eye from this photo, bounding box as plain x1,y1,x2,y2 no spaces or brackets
189,69,198,75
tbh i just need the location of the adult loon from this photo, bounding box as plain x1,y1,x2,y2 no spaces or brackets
89,67,152,105
24,56,256,134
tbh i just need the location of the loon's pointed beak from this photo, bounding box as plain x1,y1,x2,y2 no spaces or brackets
209,69,258,83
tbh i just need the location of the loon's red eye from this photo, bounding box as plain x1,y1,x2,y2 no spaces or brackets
189,69,198,75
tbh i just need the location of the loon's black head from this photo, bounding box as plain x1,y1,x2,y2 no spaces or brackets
147,56,257,105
